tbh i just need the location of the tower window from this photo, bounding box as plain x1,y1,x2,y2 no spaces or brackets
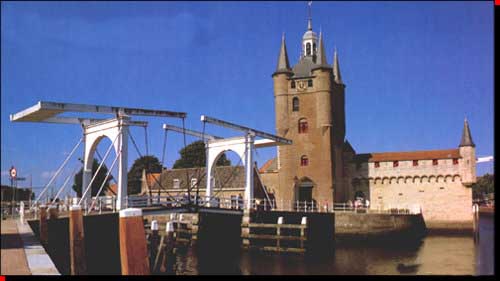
453,158,459,165
432,159,438,166
306,43,311,56
300,155,309,166
374,162,380,168
413,160,419,166
313,43,317,54
298,118,308,133
292,97,299,112
308,79,313,87
291,81,296,89
393,161,399,167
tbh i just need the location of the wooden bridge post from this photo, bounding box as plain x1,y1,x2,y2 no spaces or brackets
190,214,199,246
300,217,307,249
276,216,283,252
69,205,87,275
119,208,150,275
241,209,251,249
149,220,159,269
39,205,48,246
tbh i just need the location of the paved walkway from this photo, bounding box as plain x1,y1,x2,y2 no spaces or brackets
1,219,31,275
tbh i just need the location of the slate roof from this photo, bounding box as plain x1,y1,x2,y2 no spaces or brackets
352,149,461,163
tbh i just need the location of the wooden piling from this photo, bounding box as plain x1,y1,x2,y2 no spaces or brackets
119,208,150,275
276,217,283,251
149,220,159,270
69,205,87,275
39,205,48,246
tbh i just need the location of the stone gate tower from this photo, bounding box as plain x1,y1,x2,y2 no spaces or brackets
271,13,347,208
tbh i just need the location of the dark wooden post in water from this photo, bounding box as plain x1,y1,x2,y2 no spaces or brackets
300,217,307,249
276,216,283,252
69,205,87,275
39,205,48,246
472,204,480,241
119,208,150,275
149,220,159,269
241,209,251,249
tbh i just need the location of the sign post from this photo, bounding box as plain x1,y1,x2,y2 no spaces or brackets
9,166,17,218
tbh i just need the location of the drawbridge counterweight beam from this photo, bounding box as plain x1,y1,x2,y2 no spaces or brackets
200,115,292,145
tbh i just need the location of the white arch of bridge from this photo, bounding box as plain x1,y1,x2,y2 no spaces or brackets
206,134,254,209
82,117,130,210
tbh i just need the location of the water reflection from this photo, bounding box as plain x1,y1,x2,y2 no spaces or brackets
162,216,494,275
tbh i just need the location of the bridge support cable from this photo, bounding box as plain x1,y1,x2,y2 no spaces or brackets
88,149,122,212
95,149,117,184
51,164,81,205
129,128,180,204
254,149,273,205
78,130,121,206
32,137,83,208
181,117,192,205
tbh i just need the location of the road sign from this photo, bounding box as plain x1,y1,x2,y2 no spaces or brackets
9,166,17,179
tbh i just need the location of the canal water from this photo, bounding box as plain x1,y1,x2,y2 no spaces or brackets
163,215,494,275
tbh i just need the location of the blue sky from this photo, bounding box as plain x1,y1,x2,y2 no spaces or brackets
1,1,494,196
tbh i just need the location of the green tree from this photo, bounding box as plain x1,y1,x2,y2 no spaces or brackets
128,155,163,195
72,159,113,197
173,140,231,169
472,173,494,199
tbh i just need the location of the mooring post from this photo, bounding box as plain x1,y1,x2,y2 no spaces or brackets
119,208,150,275
300,217,307,249
190,214,199,246
242,209,251,249
277,216,283,252
39,205,48,246
149,220,159,269
69,205,87,275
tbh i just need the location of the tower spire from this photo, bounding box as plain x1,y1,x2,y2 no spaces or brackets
333,48,343,84
274,33,292,75
459,118,475,147
316,31,328,65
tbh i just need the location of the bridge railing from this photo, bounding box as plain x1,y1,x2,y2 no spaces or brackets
63,194,422,216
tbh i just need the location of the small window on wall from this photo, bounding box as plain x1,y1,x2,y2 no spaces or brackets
298,118,308,133
306,43,312,56
291,81,296,89
393,161,399,167
308,79,313,87
432,159,438,166
453,158,459,165
439,187,445,190
300,155,309,166
413,160,419,166
374,162,380,168
173,179,180,189
292,97,299,112
356,163,362,170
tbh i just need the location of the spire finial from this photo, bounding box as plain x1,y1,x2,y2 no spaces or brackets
307,1,313,30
